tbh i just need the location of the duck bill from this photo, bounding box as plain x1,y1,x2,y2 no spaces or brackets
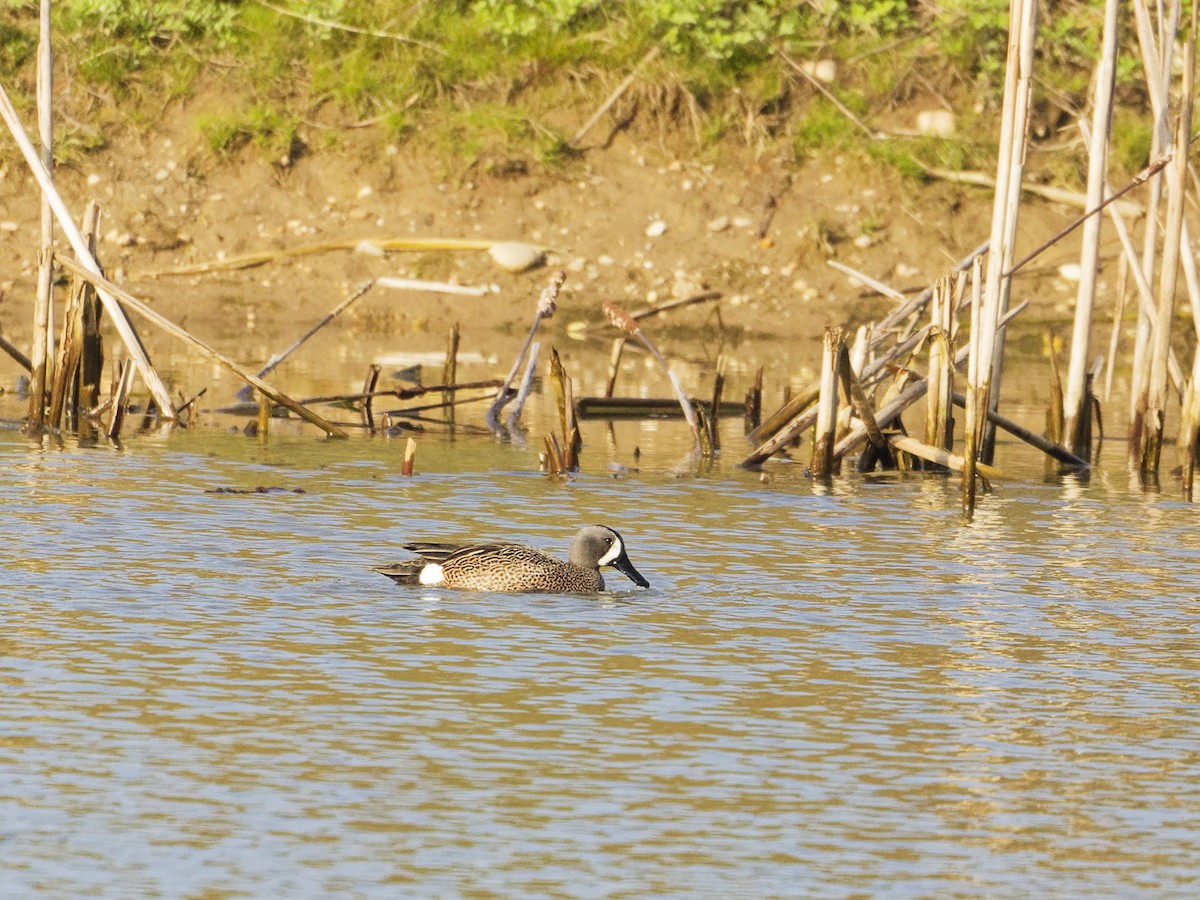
612,551,650,588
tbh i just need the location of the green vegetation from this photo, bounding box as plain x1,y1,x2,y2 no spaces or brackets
0,0,1153,179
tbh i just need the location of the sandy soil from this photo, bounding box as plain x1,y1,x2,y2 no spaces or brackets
0,108,1086,408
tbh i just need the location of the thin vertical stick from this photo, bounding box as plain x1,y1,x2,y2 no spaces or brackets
107,359,134,440
1104,253,1129,403
605,336,627,397
1142,7,1194,480
709,356,727,453
257,391,271,443
1063,0,1119,461
963,257,984,515
979,0,1039,465
443,322,459,426
925,276,954,456
811,327,844,478
28,0,54,427
362,363,381,430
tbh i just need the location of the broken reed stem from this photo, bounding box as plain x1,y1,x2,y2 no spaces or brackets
604,299,701,452
0,79,176,418
29,0,53,429
745,367,763,434
107,358,134,440
837,344,890,461
709,356,727,453
1063,2,1119,462
811,327,844,478
570,46,659,147
951,391,1088,468
487,270,563,430
505,341,540,431
605,336,627,397
55,254,348,437
402,437,417,476
924,276,954,458
444,322,459,427
549,347,581,469
361,364,381,430
256,392,271,443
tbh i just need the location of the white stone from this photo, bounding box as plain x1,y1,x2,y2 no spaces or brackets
916,109,956,138
645,220,667,238
488,241,544,273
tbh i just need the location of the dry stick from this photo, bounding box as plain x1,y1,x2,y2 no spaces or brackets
48,201,100,427
0,81,176,418
744,323,933,452
780,50,883,140
107,359,134,440
709,356,727,453
837,302,1030,468
950,392,1087,468
924,277,954,459
604,300,701,452
1129,0,1178,455
0,332,31,370
55,254,348,438
604,336,627,397
745,368,763,434
301,379,504,405
443,322,459,427
811,327,844,478
140,238,509,278
1063,0,1120,461
582,291,722,336
256,392,271,443
1104,252,1130,402
29,0,53,428
890,434,1003,479
361,364,381,430
1143,13,1195,480
827,260,908,303
924,167,1143,217
239,279,376,400
505,342,541,431
487,271,563,430
979,0,1038,468
836,345,889,459
375,277,489,297
570,47,659,148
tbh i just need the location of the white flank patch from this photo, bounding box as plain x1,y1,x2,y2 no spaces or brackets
597,537,623,567
419,563,445,586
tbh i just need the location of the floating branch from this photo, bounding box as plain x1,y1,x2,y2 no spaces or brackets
55,254,348,438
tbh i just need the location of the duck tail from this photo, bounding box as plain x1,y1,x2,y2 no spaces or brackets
373,561,424,584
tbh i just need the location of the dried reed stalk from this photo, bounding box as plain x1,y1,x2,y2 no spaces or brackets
604,299,701,452
29,0,53,428
709,356,727,453
361,364,381,430
505,342,540,431
444,322,459,427
55,254,348,437
924,276,955,457
107,359,134,440
48,201,101,427
810,327,844,478
1062,0,1119,461
0,80,176,417
487,271,562,430
604,336,627,397
1143,9,1195,479
402,438,417,476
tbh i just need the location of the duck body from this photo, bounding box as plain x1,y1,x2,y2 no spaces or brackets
375,525,650,594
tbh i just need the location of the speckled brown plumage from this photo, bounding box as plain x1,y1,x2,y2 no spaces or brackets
374,526,650,594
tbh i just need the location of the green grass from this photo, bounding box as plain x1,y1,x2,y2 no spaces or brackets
0,1,1155,179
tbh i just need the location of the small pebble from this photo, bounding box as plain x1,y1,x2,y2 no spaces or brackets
645,220,667,238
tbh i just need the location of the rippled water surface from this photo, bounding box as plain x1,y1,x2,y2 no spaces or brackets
3,421,1199,898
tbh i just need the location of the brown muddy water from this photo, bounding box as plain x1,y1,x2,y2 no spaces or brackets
2,332,1199,898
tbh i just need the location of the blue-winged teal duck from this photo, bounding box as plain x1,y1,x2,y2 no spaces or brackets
374,525,650,593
